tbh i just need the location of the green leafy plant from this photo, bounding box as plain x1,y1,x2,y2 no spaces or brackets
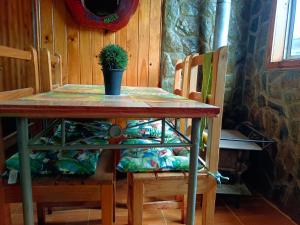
99,44,128,70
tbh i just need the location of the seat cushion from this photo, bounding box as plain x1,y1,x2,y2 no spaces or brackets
5,120,110,178
117,145,191,172
5,149,101,176
125,120,176,139
118,120,204,172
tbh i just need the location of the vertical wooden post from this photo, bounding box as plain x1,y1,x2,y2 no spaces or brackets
39,48,52,92
130,179,144,225
101,184,113,225
37,203,46,225
28,46,40,93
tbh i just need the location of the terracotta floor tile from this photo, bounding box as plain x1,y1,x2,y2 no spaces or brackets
228,198,297,225
9,181,299,225
45,209,90,225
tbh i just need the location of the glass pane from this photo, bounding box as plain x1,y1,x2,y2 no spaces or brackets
291,0,300,56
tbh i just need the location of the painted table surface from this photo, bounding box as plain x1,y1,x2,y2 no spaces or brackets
0,84,220,118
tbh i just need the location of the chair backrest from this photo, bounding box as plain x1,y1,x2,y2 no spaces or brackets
173,55,195,99
190,47,228,172
39,48,63,92
173,56,193,133
0,45,39,97
189,47,227,108
173,59,184,96
0,45,40,175
174,47,228,172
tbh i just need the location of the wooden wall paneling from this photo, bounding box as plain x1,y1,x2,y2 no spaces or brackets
0,1,5,91
2,1,9,91
53,0,68,84
7,0,17,90
97,31,115,85
66,11,80,84
79,27,92,84
0,0,33,91
137,0,150,87
149,0,162,87
14,0,23,89
115,27,127,86
24,0,34,89
126,6,139,86
40,0,54,53
37,0,162,87
0,1,9,91
17,0,25,89
103,31,116,47
92,31,104,85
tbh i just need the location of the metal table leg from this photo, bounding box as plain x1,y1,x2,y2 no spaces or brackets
186,118,201,225
17,118,34,225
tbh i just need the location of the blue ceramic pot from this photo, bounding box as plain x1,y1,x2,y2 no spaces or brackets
103,69,124,95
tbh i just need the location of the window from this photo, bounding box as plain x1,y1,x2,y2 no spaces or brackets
267,0,300,68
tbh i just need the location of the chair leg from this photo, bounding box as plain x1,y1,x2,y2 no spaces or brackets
176,195,187,224
101,184,113,225
128,174,144,225
127,175,133,225
131,180,144,225
113,181,116,222
37,203,46,225
202,185,217,225
0,187,12,225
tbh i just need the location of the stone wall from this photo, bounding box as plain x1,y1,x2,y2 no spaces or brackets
160,0,300,222
160,0,251,110
234,0,300,222
160,0,209,92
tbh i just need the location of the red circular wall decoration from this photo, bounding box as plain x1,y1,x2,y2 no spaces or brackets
65,0,139,32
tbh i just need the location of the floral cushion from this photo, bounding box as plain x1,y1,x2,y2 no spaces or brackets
5,120,110,177
117,137,199,172
5,150,101,176
125,120,176,138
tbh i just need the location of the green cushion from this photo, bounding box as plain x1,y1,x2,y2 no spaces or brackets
5,120,110,177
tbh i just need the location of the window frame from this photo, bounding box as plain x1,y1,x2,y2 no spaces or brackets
267,0,300,69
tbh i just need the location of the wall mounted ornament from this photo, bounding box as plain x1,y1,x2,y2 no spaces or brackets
65,0,139,32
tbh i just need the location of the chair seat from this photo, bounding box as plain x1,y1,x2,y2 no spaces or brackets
130,170,216,198
4,149,114,187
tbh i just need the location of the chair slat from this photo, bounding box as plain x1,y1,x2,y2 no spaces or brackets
0,46,32,60
0,88,33,101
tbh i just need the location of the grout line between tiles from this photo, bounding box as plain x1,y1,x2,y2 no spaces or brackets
261,197,298,225
224,203,244,225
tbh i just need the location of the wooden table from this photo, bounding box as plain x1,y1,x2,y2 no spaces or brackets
0,84,220,225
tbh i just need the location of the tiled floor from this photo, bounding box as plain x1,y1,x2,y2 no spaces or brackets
10,181,298,225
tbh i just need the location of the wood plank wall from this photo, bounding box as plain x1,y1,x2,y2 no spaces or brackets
0,0,163,91
39,0,163,87
0,0,34,91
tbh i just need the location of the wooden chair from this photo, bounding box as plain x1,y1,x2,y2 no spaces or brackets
0,46,114,225
127,47,228,225
36,48,115,225
0,45,39,225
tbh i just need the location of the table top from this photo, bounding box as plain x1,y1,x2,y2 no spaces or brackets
0,84,220,118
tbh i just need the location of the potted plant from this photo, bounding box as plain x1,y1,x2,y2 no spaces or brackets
99,44,128,95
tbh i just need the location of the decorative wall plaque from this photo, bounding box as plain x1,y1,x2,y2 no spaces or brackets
65,0,139,31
